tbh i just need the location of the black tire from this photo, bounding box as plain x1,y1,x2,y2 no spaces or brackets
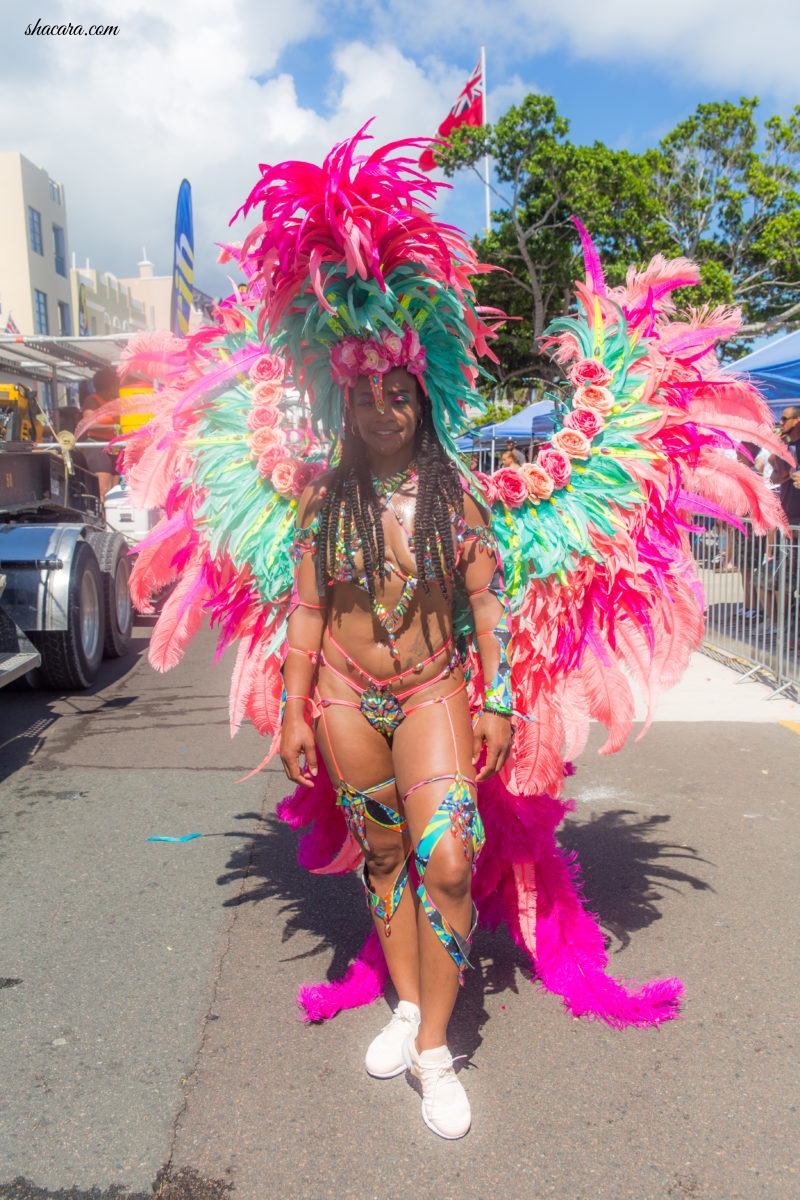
86,530,133,657
29,541,105,689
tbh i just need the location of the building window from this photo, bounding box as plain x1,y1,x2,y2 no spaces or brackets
58,301,72,336
53,225,67,277
28,207,43,255
49,179,62,205
34,290,49,335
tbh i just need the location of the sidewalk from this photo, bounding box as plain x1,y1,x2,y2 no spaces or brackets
641,650,800,725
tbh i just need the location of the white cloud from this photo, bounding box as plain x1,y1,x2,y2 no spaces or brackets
375,0,800,100
2,0,797,304
0,3,473,296
538,0,800,99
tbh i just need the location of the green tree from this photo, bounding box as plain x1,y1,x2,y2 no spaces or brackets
648,98,800,338
436,95,661,385
436,94,800,382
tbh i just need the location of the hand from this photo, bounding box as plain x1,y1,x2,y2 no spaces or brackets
279,715,319,788
472,711,513,782
791,470,800,489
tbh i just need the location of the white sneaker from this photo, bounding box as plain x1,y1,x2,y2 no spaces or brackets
403,1037,471,1139
365,1001,420,1078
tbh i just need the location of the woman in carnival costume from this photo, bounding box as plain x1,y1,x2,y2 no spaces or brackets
121,126,787,1141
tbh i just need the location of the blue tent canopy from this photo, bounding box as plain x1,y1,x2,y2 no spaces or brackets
456,399,555,449
727,331,800,414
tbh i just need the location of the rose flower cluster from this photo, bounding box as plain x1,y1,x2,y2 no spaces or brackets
476,358,614,509
247,354,323,498
329,328,427,388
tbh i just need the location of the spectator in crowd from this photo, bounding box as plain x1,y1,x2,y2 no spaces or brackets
504,438,525,465
733,443,769,618
757,455,800,637
771,452,800,527
778,405,800,478
80,366,120,500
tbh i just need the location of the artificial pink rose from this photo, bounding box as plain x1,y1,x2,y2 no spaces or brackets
330,340,360,386
217,305,246,333
250,354,284,384
537,447,572,488
257,446,285,478
552,427,592,459
473,470,498,506
403,328,422,358
381,330,404,359
520,463,554,501
573,384,615,415
249,425,283,456
330,361,351,388
564,407,605,438
291,460,324,497
360,342,390,372
568,358,612,387
271,459,297,496
246,403,281,431
338,338,361,368
492,467,529,508
403,328,427,374
252,380,282,407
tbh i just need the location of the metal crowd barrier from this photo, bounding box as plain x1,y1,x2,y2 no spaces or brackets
694,516,799,700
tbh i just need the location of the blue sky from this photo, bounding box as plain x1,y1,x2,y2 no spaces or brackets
0,0,797,298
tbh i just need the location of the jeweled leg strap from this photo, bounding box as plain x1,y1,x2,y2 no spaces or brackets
363,853,412,938
412,772,485,980
336,777,406,850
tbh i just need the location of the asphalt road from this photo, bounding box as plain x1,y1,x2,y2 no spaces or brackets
0,631,797,1200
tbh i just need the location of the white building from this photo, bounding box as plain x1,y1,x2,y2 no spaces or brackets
70,259,147,337
0,152,73,337
118,256,211,332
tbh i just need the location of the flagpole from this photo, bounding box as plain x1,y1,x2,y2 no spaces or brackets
481,43,490,233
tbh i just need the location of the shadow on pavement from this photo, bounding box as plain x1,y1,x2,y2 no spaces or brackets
213,802,708,1065
0,639,150,783
559,807,713,952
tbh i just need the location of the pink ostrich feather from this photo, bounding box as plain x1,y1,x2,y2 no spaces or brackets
147,561,210,672
236,123,476,332
572,216,607,296
295,929,388,1023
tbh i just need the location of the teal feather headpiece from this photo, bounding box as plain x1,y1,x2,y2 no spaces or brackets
234,123,501,462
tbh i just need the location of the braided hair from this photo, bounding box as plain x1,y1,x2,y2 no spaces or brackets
315,392,464,600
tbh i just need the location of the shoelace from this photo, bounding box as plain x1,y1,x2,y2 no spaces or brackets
416,1053,467,1080
383,1010,418,1033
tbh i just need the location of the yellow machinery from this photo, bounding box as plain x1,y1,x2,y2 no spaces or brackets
0,383,40,443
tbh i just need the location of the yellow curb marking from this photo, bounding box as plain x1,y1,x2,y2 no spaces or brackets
779,721,800,735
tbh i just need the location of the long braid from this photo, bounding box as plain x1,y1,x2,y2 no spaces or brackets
317,426,385,600
414,402,463,596
317,393,463,598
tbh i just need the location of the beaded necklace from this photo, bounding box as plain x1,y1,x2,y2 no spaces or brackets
371,460,417,502
369,462,419,654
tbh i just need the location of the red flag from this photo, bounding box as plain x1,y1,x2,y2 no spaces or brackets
419,61,483,172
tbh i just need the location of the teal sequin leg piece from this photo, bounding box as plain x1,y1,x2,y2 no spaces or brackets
412,773,485,979
336,777,405,850
364,854,412,937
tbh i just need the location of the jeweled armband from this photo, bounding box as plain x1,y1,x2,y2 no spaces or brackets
291,518,319,564
472,564,514,715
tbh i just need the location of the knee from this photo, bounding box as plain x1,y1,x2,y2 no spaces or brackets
364,840,406,882
423,846,473,906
